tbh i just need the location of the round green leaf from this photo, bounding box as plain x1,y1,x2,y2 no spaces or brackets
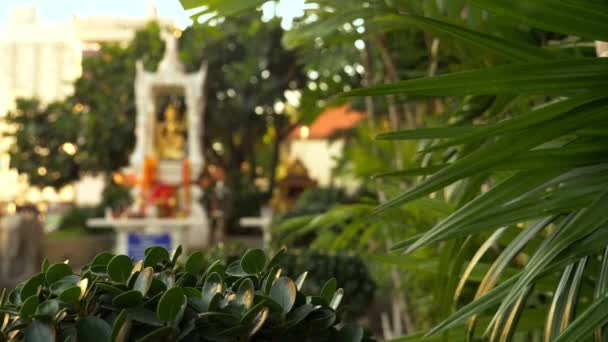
329,288,344,310
183,287,202,298
320,278,337,303
294,271,308,291
201,273,223,311
110,309,131,342
91,252,114,267
203,260,225,280
197,312,240,325
45,263,73,285
36,299,61,319
143,247,169,268
230,278,254,313
20,295,39,320
90,264,109,276
262,266,282,294
158,271,176,289
256,295,283,313
58,286,81,304
216,325,248,338
266,248,286,270
148,278,168,297
249,307,269,337
76,316,111,342
112,290,143,308
126,307,163,327
133,267,154,296
241,301,268,324
9,286,22,305
107,255,133,284
241,249,267,274
286,303,315,327
308,308,336,331
49,275,80,294
170,245,183,265
21,273,44,301
24,320,56,342
185,251,205,275
175,273,197,287
270,277,296,314
138,326,175,342
157,287,186,322
226,260,248,277
95,283,124,295
41,258,50,273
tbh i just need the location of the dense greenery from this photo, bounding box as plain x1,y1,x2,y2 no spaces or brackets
183,0,608,341
282,252,375,320
6,99,80,189
0,247,371,341
56,205,104,232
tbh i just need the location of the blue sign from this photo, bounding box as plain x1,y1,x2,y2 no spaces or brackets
127,233,172,262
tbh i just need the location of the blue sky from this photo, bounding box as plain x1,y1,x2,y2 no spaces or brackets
0,0,192,27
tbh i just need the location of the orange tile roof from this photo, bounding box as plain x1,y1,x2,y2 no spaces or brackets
289,104,366,139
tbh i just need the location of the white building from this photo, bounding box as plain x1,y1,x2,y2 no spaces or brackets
286,104,365,190
0,5,173,207
0,7,81,117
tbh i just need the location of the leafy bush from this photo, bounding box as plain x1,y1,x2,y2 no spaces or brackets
56,182,131,233
57,205,105,231
0,247,373,341
282,252,376,320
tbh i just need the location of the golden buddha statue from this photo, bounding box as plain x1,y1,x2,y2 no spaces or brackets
156,103,186,160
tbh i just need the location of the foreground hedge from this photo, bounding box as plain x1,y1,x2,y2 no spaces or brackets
0,246,373,341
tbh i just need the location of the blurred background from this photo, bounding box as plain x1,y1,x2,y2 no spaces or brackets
2,1,606,340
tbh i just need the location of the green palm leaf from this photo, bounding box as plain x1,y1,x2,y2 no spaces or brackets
374,97,608,214
553,295,608,342
344,58,608,97
469,0,608,42
375,15,556,62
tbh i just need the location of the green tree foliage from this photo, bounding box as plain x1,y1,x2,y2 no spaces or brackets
7,99,80,188
179,15,306,196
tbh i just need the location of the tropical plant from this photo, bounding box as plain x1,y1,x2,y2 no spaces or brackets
348,3,608,342
0,246,371,342
182,0,608,340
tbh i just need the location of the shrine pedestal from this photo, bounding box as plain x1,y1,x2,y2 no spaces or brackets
87,217,208,260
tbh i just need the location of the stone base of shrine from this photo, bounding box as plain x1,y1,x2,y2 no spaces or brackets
87,217,209,260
